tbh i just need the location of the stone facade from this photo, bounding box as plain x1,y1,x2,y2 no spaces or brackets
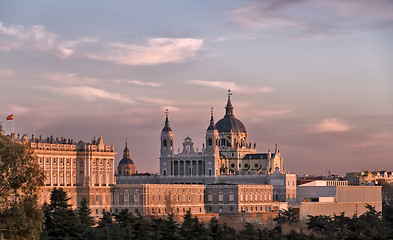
110,184,205,216
11,134,116,216
204,184,274,213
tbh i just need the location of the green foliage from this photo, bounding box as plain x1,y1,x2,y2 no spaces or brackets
0,196,43,240
274,207,298,224
0,135,44,204
40,188,85,240
0,135,44,239
97,211,114,228
307,204,392,240
78,198,94,228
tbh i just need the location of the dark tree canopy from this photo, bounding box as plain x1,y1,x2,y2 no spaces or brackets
0,134,44,240
0,135,44,205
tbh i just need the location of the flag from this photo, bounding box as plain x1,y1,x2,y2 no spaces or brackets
6,114,13,120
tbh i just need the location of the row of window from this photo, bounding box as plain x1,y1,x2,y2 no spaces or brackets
207,193,272,202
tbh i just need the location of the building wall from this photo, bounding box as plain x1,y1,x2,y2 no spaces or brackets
27,135,116,217
299,202,382,222
336,186,381,202
204,184,274,213
296,185,383,222
110,184,205,216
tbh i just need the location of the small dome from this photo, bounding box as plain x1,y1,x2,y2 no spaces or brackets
118,157,134,166
117,141,136,175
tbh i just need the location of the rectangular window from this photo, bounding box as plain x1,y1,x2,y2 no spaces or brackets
134,194,139,203
115,194,119,203
208,194,213,202
124,194,129,203
229,194,234,202
218,194,223,202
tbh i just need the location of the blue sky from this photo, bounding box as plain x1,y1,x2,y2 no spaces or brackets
1,0,392,175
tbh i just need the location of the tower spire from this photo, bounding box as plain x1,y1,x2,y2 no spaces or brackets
225,89,234,117
123,140,130,159
162,108,172,132
207,107,217,131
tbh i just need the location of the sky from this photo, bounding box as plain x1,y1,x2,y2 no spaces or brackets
0,0,392,176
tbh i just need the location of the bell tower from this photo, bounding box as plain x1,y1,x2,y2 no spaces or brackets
160,109,174,176
205,108,220,176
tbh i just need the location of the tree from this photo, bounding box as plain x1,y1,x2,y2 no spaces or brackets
41,188,84,239
0,196,43,240
274,207,298,224
78,198,94,227
0,134,44,204
208,217,224,240
0,134,44,239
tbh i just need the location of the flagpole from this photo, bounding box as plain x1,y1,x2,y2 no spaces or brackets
12,118,14,135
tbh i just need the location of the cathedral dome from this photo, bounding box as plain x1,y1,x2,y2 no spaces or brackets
215,91,247,133
117,141,136,175
216,117,246,133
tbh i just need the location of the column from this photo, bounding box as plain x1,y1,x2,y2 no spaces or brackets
196,160,198,176
104,158,107,186
57,157,60,187
50,157,53,187
63,157,66,186
98,158,101,187
70,157,73,186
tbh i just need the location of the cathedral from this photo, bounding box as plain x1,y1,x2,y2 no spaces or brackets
159,91,284,179
119,91,297,202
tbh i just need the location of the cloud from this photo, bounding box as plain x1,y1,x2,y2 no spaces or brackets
257,108,294,117
5,104,31,114
0,22,203,65
46,86,135,104
136,97,175,106
230,0,393,38
114,79,165,87
187,80,274,93
41,72,98,85
312,118,351,133
0,68,15,78
85,38,204,66
0,22,96,58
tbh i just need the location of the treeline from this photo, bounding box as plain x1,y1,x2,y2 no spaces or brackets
39,188,393,240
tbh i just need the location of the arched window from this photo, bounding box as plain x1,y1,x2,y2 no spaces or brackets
163,139,167,147
208,138,212,146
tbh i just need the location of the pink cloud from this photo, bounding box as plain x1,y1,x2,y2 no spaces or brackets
187,80,274,93
230,0,393,38
312,118,352,133
85,38,204,66
41,72,98,85
46,86,135,104
0,22,96,58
